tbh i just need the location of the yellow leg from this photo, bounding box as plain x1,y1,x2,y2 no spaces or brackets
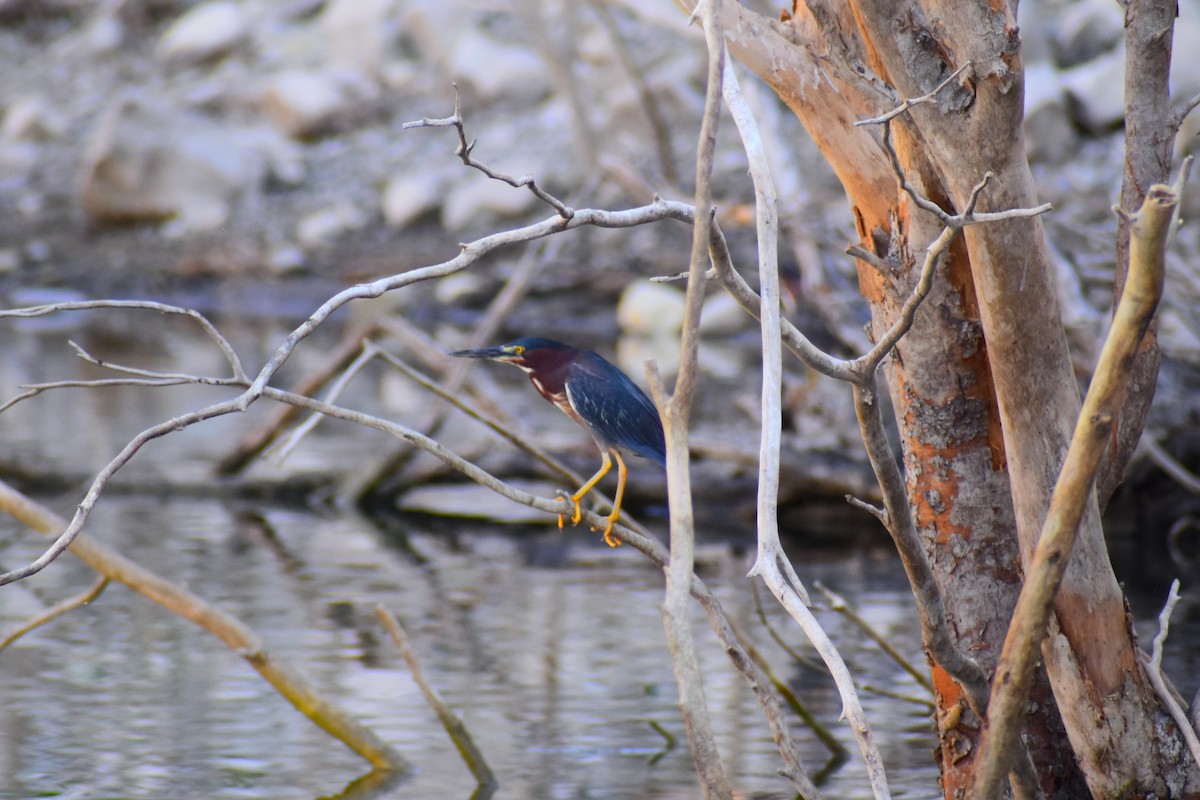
601,450,628,547
557,450,613,528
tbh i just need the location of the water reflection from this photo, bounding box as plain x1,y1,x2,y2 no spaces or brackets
0,493,938,800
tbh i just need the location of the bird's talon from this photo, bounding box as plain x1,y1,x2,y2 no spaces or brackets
603,529,622,547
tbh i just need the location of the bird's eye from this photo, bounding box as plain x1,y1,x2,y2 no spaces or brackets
513,345,525,355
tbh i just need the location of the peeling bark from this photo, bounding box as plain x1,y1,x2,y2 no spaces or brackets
709,0,1198,796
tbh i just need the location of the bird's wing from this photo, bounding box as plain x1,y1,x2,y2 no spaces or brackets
565,359,666,466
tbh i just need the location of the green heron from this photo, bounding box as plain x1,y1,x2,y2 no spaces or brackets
451,337,666,546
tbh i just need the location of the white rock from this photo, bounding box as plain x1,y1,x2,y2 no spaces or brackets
449,29,551,103
156,0,247,64
1171,13,1200,110
381,172,445,229
617,281,685,336
0,248,20,273
1,95,67,141
1061,45,1125,132
266,245,306,273
296,201,369,248
259,69,364,138
397,481,563,523
617,333,679,382
318,0,397,75
441,176,538,231
1051,0,1124,67
78,94,266,232
699,290,746,335
1024,62,1076,163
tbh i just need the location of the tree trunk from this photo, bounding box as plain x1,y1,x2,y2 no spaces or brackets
703,0,1200,795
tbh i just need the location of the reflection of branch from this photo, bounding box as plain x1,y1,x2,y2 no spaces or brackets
402,85,574,220
0,479,405,771
273,341,378,462
375,605,496,789
0,574,109,651
970,181,1176,799
815,581,934,695
252,391,813,799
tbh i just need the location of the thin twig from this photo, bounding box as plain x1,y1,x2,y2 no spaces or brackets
0,300,246,380
1173,90,1200,130
2,378,235,414
855,62,975,126
402,85,574,220
0,575,110,651
375,605,496,788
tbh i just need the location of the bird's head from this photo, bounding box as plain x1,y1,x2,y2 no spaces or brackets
450,337,574,373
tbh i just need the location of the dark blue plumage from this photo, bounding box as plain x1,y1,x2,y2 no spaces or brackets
450,337,666,545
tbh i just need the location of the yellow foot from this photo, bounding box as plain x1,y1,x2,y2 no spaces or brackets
601,515,622,547
557,495,583,529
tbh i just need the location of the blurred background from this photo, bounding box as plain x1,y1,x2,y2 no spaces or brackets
1,1,1199,798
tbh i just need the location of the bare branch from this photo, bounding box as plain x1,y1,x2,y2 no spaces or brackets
651,2,733,794
1145,437,1200,494
1141,580,1200,768
2,377,234,414
856,225,957,373
756,554,892,800
845,244,891,274
971,181,1176,798
845,494,888,525
402,85,574,219
851,381,991,713
721,52,809,606
0,300,246,381
1174,90,1200,129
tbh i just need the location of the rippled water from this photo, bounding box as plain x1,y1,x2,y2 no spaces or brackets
0,495,941,800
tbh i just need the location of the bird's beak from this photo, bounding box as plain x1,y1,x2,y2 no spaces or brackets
450,345,516,362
